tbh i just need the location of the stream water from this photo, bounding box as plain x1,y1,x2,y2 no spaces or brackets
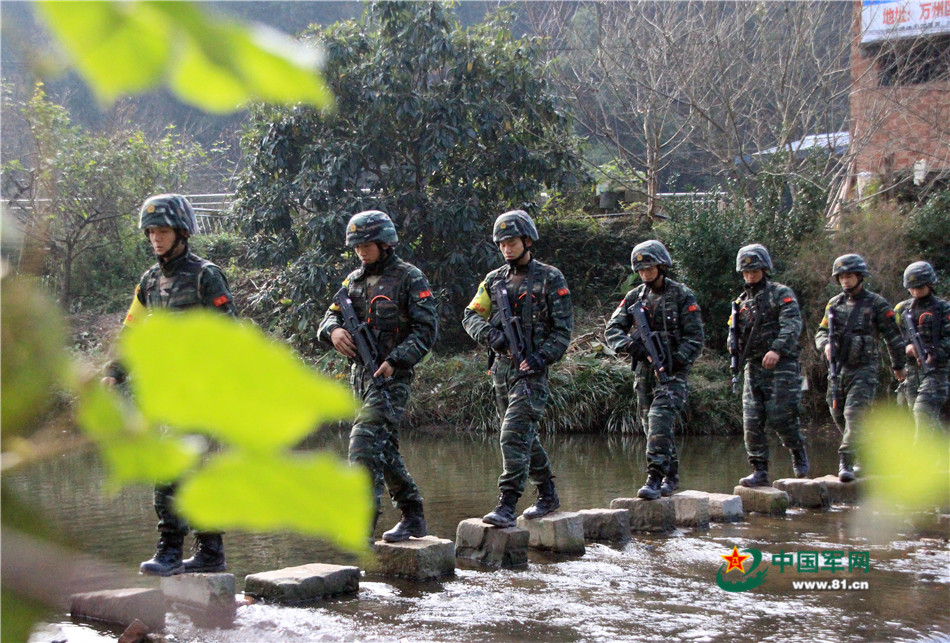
9,428,949,642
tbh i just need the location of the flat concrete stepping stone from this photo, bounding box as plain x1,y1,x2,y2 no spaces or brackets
813,474,861,504
375,536,455,580
773,478,831,509
576,508,631,543
733,485,789,515
455,518,529,567
675,490,743,522
161,573,236,625
609,497,675,533
515,511,585,554
244,563,358,605
671,491,710,528
70,588,165,631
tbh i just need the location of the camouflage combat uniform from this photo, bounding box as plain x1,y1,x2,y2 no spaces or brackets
730,279,805,464
895,293,950,430
462,259,573,497
815,289,905,456
605,279,705,478
318,251,438,515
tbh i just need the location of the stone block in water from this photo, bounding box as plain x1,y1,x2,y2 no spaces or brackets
671,491,710,528
244,564,358,605
161,573,236,625
515,511,585,554
813,475,860,504
70,588,165,631
733,485,789,515
576,508,631,542
455,518,529,567
375,536,455,580
773,478,831,509
609,497,675,532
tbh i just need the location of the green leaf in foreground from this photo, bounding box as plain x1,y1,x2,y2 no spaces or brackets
177,451,371,552
120,311,356,451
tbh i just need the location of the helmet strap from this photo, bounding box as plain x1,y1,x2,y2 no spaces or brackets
158,231,188,264
505,237,532,267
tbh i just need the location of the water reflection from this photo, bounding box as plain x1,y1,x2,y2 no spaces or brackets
8,429,948,642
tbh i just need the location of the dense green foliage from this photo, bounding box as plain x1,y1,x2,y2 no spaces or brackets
234,1,586,344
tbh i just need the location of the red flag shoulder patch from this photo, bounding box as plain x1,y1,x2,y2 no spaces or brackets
687,304,699,312
783,297,794,303
885,309,895,318
418,290,432,298
557,287,569,296
213,295,230,307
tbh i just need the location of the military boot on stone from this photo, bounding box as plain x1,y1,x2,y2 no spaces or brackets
139,532,185,576
838,453,855,483
522,478,560,519
382,501,427,543
660,461,680,497
791,447,809,478
483,491,519,528
182,533,226,573
637,470,663,500
739,460,771,488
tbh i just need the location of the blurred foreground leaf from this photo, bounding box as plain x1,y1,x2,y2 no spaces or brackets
120,312,356,451
178,451,371,552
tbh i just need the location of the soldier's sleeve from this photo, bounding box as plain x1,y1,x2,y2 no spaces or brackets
386,269,439,369
937,300,950,363
462,278,495,346
673,288,705,367
875,296,906,370
533,268,573,365
198,265,237,317
317,277,349,344
771,285,803,357
604,291,635,352
815,301,832,352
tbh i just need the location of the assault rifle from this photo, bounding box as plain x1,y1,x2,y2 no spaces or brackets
728,301,741,395
630,299,672,388
333,286,395,413
901,309,934,375
491,281,532,395
826,307,842,410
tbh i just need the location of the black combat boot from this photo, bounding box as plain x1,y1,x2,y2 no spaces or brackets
791,446,809,478
139,532,185,576
740,460,771,488
483,491,519,528
838,453,855,483
522,478,560,519
383,501,427,543
660,461,680,497
637,470,663,500
182,533,226,573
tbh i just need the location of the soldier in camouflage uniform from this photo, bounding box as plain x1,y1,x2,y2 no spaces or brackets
103,194,236,576
605,240,705,500
815,254,906,482
463,210,573,528
894,261,950,435
729,244,808,487
318,210,438,543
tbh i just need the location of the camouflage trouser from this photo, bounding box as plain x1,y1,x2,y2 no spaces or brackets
901,363,949,434
827,364,878,457
490,358,554,497
742,358,805,463
634,363,689,475
155,482,189,537
350,367,423,513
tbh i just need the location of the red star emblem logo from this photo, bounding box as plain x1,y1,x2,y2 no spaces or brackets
721,546,751,574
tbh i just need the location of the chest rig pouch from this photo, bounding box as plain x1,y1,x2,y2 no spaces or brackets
347,264,411,359
835,296,875,367
736,289,775,358
639,286,681,354
142,254,212,311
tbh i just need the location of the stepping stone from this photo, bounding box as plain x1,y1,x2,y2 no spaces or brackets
70,588,165,631
375,536,455,580
671,491,710,528
161,573,236,625
244,564,358,605
733,485,789,515
576,508,631,543
676,490,743,522
773,478,831,509
609,497,675,533
455,518,529,567
813,475,861,504
515,511,585,554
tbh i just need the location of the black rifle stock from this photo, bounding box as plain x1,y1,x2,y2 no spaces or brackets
902,309,934,375
728,301,741,395
491,281,532,395
826,307,842,410
333,286,395,412
630,299,673,388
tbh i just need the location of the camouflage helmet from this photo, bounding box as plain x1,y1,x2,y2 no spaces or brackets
630,239,672,271
345,210,398,247
736,243,773,272
492,210,539,243
831,254,869,278
903,261,938,289
138,194,197,235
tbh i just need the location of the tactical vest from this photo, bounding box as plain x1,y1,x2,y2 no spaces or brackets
902,296,946,355
140,252,215,311
632,282,685,354
829,292,878,367
486,263,554,353
346,259,414,359
736,283,779,358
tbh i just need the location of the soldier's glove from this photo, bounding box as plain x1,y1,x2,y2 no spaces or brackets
627,340,648,362
524,352,546,372
489,329,508,354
